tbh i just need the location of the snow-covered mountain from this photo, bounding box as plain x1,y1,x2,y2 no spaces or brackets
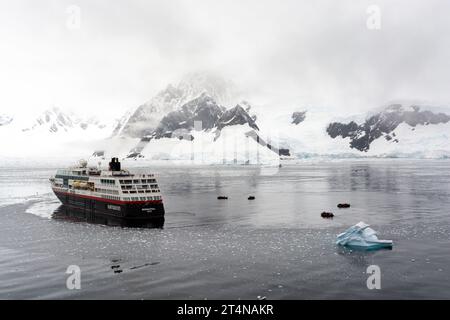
326,104,450,158
114,72,239,138
327,104,450,152
148,93,259,141
2,72,450,163
0,107,114,161
101,93,280,164
20,107,108,134
152,93,226,140
255,103,450,159
97,72,279,164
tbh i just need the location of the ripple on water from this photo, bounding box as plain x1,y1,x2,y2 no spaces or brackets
25,194,60,219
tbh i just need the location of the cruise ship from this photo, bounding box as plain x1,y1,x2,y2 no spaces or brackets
50,158,165,227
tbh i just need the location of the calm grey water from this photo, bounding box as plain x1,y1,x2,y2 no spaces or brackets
0,160,450,299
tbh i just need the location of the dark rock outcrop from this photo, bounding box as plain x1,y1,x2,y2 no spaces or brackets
278,148,291,156
291,111,307,125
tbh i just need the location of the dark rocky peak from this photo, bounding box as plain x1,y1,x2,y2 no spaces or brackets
216,104,259,131
152,93,224,139
180,93,224,115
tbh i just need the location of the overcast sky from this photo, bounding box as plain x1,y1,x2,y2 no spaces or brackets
1,0,450,119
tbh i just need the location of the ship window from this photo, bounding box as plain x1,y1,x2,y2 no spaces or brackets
140,197,146,201
133,180,139,184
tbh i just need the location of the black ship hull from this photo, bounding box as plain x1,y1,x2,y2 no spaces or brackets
53,190,165,228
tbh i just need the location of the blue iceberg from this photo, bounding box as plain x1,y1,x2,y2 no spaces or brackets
336,222,393,250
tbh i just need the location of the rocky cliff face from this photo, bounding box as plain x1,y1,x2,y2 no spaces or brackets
216,104,259,131
143,95,259,141
152,93,225,139
327,104,450,151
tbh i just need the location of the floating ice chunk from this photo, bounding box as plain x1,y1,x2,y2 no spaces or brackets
336,221,393,250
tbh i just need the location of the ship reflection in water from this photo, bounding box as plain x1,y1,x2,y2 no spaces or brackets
52,205,165,229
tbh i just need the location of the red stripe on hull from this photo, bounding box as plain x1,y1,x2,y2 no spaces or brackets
52,189,163,205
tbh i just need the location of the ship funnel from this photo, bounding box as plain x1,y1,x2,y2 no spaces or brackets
109,157,121,171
